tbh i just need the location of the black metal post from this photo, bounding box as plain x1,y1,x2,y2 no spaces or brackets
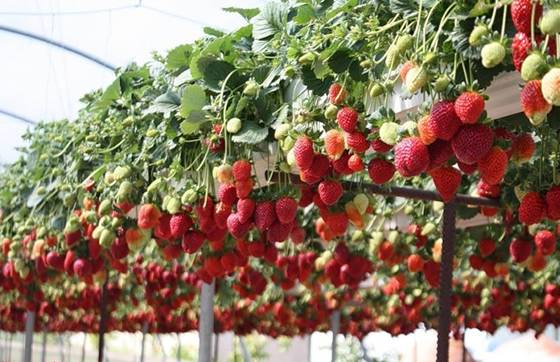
98,280,108,362
436,202,456,362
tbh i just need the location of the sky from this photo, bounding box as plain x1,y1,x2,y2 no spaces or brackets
0,0,263,164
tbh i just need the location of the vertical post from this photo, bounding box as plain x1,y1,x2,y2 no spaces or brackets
140,321,148,362
156,334,167,362
461,331,466,362
177,333,181,362
59,335,65,362
41,331,47,362
98,280,109,362
330,310,340,362
436,202,456,362
238,337,251,362
212,334,219,362
23,310,35,362
81,333,87,362
198,280,215,362
307,334,311,362
8,333,12,362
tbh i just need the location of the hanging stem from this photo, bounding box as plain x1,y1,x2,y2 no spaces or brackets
489,0,500,28
500,5,508,41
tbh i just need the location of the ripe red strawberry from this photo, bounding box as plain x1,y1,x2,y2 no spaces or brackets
478,147,508,186
511,0,542,34
254,201,277,231
428,139,454,170
293,136,315,170
324,129,345,160
290,226,305,244
512,32,532,71
337,107,358,132
275,197,298,224
347,154,364,171
535,230,556,256
267,221,292,242
328,83,347,104
479,237,496,257
428,101,462,141
235,178,253,199
324,211,349,235
394,137,430,177
346,132,369,153
469,254,484,270
368,158,395,184
451,124,494,165
331,151,353,175
511,133,535,163
407,254,424,273
138,204,161,229
519,191,545,225
457,161,477,175
520,80,552,125
418,115,437,145
509,237,533,263
371,138,393,153
546,186,560,220
169,213,193,239
236,198,255,224
318,179,344,206
226,213,251,239
454,91,485,124
232,160,252,181
213,202,231,229
429,166,462,202
477,180,501,198
218,183,238,205
423,260,440,288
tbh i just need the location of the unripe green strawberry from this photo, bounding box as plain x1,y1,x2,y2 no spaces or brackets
104,172,115,185
99,216,112,227
369,83,384,97
542,68,560,106
396,34,414,52
286,148,296,166
521,53,549,81
37,227,47,238
423,52,438,65
181,189,197,204
146,178,163,194
352,230,364,242
243,81,259,97
387,230,400,244
85,211,97,224
298,52,316,64
353,193,369,215
20,266,30,279
360,59,373,68
279,162,291,173
481,42,506,68
36,186,46,196
99,228,115,248
226,118,242,133
405,66,429,93
324,104,338,120
274,124,291,140
379,122,400,146
281,135,296,152
540,9,560,35
111,217,123,228
469,25,489,46
404,205,414,214
92,226,104,240
113,166,131,180
117,181,133,198
433,74,451,92
283,66,296,78
421,222,436,236
385,45,401,69
166,197,182,214
64,216,80,233
146,128,158,137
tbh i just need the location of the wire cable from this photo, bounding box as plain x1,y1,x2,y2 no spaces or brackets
0,4,138,16
0,109,37,125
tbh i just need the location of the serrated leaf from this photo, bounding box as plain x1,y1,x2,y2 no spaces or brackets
93,77,121,111
180,119,203,135
301,66,333,95
328,49,352,73
231,122,269,144
203,27,225,37
145,91,180,115
294,4,315,24
200,59,238,90
252,1,288,51
180,85,206,118
223,7,260,21
166,44,193,71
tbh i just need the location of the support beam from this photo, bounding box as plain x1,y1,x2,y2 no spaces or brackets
41,331,47,362
330,310,340,362
436,203,457,362
198,280,215,362
140,321,148,362
23,310,35,362
177,333,182,362
239,337,251,362
212,334,219,362
98,280,109,362
81,333,87,362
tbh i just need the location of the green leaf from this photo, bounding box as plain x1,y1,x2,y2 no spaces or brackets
93,77,121,111
166,44,193,71
231,122,270,144
200,59,240,90
145,91,181,115
180,119,203,135
301,66,333,95
203,27,225,37
252,2,288,51
223,7,260,22
180,85,207,118
328,49,352,73
294,4,315,24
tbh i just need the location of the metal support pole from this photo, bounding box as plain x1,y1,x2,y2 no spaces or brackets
23,310,35,362
239,337,251,362
8,333,12,362
140,321,148,362
59,335,65,362
81,333,87,362
436,203,456,362
307,334,311,362
98,280,109,362
177,333,181,362
330,311,340,362
198,280,215,362
212,334,219,362
41,331,47,362
156,334,167,362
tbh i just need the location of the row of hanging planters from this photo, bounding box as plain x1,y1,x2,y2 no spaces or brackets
1,0,560,338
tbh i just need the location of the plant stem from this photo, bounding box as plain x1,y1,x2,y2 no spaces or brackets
500,5,508,41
